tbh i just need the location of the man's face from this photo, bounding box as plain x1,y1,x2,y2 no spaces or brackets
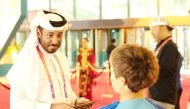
150,25,162,43
37,27,63,53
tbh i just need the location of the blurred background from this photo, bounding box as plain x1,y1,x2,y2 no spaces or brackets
1,0,190,109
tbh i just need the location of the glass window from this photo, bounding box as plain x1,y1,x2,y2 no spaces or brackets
123,28,156,50
174,27,190,69
102,0,128,19
0,0,20,49
160,0,189,16
51,0,74,19
183,28,190,69
76,0,100,20
16,31,27,51
95,29,108,67
159,0,175,16
67,31,79,68
129,0,157,18
111,29,120,46
0,38,19,64
143,29,156,50
59,32,67,55
28,0,49,10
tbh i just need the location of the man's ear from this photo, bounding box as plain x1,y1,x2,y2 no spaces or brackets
36,28,41,38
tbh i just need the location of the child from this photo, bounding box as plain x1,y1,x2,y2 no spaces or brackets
99,44,160,109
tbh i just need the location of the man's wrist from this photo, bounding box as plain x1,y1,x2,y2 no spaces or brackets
74,98,78,106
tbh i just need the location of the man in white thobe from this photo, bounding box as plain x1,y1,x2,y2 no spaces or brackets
6,10,88,109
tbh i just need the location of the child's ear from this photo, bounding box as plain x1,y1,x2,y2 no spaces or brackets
119,77,126,86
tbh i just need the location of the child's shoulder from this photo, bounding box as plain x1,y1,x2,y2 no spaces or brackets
98,101,119,109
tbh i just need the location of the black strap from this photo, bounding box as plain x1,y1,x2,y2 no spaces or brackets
145,98,164,109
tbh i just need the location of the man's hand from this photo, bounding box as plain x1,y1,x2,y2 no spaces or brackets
77,97,89,102
51,103,73,109
75,97,94,109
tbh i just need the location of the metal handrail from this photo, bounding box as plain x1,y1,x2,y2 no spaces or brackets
0,0,27,60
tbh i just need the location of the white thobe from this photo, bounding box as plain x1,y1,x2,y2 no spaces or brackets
6,44,77,109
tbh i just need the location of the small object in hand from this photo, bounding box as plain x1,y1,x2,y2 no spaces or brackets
74,101,95,109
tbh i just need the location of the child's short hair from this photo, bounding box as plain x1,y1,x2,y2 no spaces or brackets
110,44,159,92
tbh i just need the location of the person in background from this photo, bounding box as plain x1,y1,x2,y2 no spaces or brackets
76,38,101,100
106,38,116,60
99,44,160,109
175,52,183,109
6,10,88,109
106,38,116,84
148,17,179,109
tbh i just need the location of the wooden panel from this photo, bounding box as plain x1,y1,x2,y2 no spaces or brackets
20,16,190,31
69,16,190,30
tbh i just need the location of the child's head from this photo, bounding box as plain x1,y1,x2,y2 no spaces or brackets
109,44,159,94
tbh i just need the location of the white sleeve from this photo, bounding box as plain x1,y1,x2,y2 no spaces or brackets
62,54,78,104
36,102,51,109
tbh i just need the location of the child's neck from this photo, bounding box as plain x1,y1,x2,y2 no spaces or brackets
120,89,144,102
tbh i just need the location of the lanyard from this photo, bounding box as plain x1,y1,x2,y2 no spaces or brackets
36,45,68,99
54,54,68,98
155,37,172,56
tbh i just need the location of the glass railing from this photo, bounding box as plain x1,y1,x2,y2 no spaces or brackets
0,0,27,76
0,0,21,48
0,0,27,63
